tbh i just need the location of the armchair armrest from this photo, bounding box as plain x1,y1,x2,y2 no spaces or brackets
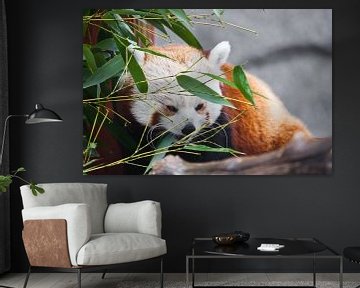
22,203,91,266
104,200,162,237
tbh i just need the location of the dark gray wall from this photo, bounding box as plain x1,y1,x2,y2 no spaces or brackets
0,0,10,274
5,0,360,273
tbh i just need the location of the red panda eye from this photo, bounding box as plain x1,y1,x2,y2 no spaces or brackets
195,103,204,111
166,105,178,113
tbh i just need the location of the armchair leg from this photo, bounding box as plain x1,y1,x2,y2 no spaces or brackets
101,270,107,279
77,268,81,288
160,257,164,288
23,266,31,288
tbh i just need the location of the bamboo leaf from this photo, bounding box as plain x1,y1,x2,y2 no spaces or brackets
169,9,191,26
102,12,136,42
83,67,92,82
233,65,255,105
134,47,174,60
133,29,152,47
115,38,148,93
163,21,202,49
83,44,97,74
184,144,242,154
111,9,162,18
95,38,118,51
145,19,168,35
176,75,234,108
200,72,238,89
144,134,177,174
83,54,124,88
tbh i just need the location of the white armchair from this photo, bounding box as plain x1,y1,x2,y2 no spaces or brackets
20,183,166,288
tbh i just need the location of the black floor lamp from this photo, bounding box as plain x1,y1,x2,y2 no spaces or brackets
0,103,63,167
0,103,62,288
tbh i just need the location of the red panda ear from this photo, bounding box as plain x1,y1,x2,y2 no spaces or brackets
128,44,145,66
208,41,231,68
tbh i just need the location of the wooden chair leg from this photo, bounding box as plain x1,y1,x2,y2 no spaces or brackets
22,266,31,288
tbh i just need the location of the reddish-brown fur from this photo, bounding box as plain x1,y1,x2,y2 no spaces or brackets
221,63,311,155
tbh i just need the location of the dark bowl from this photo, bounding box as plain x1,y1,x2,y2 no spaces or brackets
212,231,250,246
212,234,237,245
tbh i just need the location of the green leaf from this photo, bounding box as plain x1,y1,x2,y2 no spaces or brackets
163,21,202,49
169,9,191,26
144,134,177,174
83,54,124,88
14,167,26,173
133,30,152,47
103,12,136,43
115,38,148,93
200,72,238,89
145,19,168,35
93,52,107,68
233,65,255,105
30,182,44,196
184,144,243,154
95,38,118,52
83,67,92,82
83,44,97,74
0,175,12,192
176,75,234,108
134,47,174,60
111,9,162,18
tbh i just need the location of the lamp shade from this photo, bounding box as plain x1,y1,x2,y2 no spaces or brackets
25,104,63,124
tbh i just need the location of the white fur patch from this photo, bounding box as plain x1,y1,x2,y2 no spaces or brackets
208,41,231,68
129,42,232,136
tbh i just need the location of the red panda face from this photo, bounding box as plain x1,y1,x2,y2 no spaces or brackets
128,41,231,137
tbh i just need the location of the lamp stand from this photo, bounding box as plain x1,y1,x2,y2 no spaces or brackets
0,115,27,168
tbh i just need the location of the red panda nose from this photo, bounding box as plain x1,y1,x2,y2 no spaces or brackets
181,124,196,135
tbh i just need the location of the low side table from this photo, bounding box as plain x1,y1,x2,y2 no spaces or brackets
186,237,343,288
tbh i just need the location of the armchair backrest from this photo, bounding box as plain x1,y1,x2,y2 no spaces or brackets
20,183,108,234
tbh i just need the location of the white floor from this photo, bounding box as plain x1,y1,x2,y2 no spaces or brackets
0,273,360,288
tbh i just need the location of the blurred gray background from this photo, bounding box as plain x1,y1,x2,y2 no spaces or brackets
158,9,332,137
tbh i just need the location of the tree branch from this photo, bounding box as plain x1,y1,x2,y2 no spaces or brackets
150,134,332,175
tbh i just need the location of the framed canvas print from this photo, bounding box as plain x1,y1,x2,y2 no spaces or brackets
82,9,332,175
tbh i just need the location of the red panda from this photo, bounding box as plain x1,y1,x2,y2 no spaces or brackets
114,41,311,169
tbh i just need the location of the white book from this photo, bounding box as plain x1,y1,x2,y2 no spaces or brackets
257,243,285,251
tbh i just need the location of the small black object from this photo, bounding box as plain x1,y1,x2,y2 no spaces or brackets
233,230,250,242
344,246,360,263
343,247,360,288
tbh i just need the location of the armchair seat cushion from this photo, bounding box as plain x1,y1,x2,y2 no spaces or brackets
76,233,166,266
